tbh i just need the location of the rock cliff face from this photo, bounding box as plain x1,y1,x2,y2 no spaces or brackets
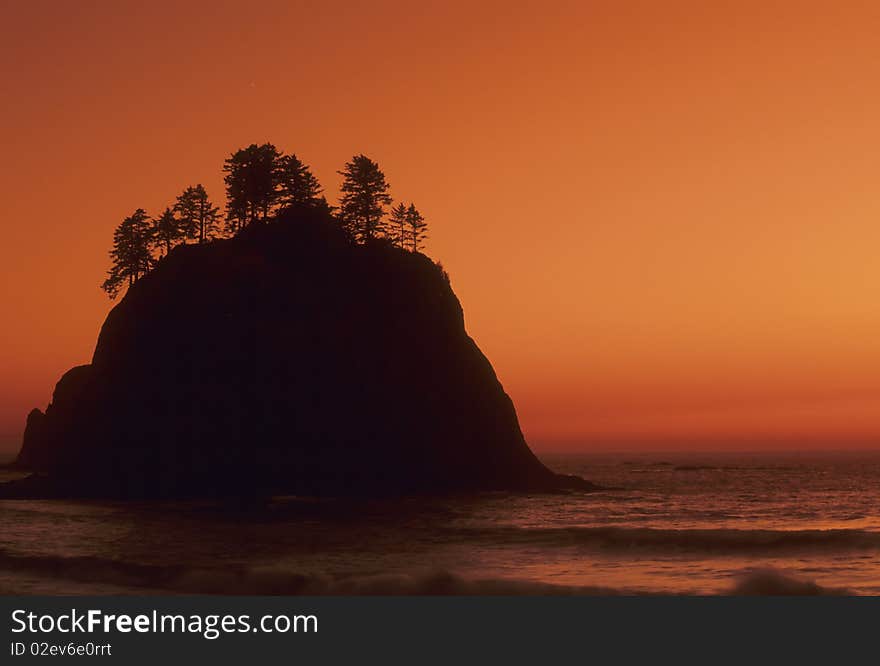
7,208,592,498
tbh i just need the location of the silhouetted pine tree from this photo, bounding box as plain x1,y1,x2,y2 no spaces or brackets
175,184,220,243
101,208,155,299
337,155,392,242
278,154,324,209
223,143,282,232
388,202,408,248
152,207,181,256
174,193,197,241
406,203,427,252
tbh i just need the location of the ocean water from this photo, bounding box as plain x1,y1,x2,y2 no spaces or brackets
1,451,879,595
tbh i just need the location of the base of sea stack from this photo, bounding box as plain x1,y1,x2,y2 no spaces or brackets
0,470,600,500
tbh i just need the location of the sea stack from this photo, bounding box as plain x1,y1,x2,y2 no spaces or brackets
5,207,593,498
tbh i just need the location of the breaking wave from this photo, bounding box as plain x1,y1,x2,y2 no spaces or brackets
728,569,849,596
0,549,852,595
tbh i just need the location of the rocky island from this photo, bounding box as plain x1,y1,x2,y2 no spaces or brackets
3,207,594,498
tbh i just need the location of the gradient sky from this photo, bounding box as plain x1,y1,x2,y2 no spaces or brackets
3,1,880,452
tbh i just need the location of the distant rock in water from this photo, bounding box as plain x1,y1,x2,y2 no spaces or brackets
5,208,594,498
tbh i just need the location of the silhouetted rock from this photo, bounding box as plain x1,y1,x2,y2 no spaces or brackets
16,408,47,469
15,366,92,472
4,208,596,498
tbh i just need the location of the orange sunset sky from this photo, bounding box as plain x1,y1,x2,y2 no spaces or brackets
2,1,880,452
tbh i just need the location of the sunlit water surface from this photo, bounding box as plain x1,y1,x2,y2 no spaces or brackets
1,451,879,594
